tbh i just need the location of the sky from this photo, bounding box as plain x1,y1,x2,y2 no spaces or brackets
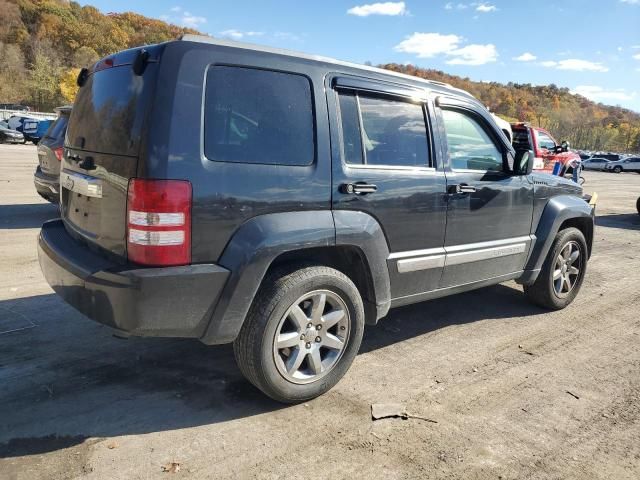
83,1,640,112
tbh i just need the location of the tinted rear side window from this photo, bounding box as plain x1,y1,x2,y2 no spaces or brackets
204,66,314,166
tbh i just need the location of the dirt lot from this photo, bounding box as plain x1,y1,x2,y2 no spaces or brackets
0,143,639,480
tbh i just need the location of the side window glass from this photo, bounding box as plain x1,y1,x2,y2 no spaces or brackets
337,93,364,165
358,96,429,167
441,109,504,172
537,132,556,150
204,66,314,166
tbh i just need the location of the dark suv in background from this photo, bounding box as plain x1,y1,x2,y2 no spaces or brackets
38,37,595,403
33,106,72,203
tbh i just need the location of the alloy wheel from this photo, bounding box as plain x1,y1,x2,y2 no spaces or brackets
552,241,582,298
273,290,350,384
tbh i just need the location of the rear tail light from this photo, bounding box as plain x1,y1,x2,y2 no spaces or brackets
53,147,63,161
126,179,192,266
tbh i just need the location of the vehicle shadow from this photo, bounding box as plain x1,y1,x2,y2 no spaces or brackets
0,283,543,458
0,203,59,229
596,213,640,231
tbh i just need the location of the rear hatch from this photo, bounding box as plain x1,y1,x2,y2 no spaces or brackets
62,45,162,260
37,110,70,176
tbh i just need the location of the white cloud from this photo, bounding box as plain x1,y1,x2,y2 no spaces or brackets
395,33,462,58
620,0,639,5
274,32,302,42
572,85,636,102
476,3,498,12
219,29,264,40
633,53,640,60
447,44,498,65
347,2,407,16
445,2,497,11
445,2,469,9
181,13,207,28
539,59,608,72
159,7,207,29
395,32,497,65
514,52,537,62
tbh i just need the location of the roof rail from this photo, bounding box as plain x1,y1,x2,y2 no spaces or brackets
178,34,474,100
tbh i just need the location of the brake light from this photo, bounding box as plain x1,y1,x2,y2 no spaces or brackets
126,179,192,266
53,147,63,161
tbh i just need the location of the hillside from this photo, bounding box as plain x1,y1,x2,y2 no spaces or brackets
382,64,640,153
0,1,638,152
0,0,201,110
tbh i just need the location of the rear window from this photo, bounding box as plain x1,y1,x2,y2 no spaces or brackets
66,66,152,156
204,66,314,166
44,115,69,141
512,129,531,151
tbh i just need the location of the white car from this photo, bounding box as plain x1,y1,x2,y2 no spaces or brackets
581,157,610,171
604,157,640,173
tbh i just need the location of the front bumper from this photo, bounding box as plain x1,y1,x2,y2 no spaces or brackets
34,166,59,198
38,220,230,338
3,135,23,143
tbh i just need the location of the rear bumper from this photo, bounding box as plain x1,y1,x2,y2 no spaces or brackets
34,166,59,197
38,220,230,338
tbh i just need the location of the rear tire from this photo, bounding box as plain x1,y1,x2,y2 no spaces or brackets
233,266,365,403
524,227,588,310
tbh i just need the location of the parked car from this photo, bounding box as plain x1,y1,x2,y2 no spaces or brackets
0,124,25,144
581,157,610,171
594,153,622,162
7,115,53,144
510,123,582,173
33,106,72,203
604,156,640,173
0,103,30,112
38,37,595,403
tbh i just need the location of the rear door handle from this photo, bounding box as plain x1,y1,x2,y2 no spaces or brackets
341,182,378,195
448,183,477,194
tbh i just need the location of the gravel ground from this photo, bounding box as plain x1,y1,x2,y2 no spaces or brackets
1,143,639,480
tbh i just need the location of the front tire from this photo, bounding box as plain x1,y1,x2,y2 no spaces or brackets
233,266,365,403
524,227,588,310
613,166,622,173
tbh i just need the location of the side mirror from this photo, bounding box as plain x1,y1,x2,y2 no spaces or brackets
560,140,570,152
513,149,534,175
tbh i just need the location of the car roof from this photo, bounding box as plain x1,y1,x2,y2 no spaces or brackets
179,34,477,102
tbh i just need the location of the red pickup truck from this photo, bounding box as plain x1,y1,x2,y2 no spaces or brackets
511,123,581,173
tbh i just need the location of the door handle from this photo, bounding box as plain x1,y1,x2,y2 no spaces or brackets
448,183,477,194
341,182,378,195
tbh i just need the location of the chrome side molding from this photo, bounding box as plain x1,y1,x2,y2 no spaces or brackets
390,235,534,273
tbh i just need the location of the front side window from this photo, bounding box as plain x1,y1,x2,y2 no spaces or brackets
337,91,429,168
204,66,314,166
536,131,557,150
441,109,503,172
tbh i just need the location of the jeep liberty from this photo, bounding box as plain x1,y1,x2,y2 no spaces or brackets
38,36,595,403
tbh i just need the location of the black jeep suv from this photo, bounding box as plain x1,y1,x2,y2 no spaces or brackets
38,36,595,403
